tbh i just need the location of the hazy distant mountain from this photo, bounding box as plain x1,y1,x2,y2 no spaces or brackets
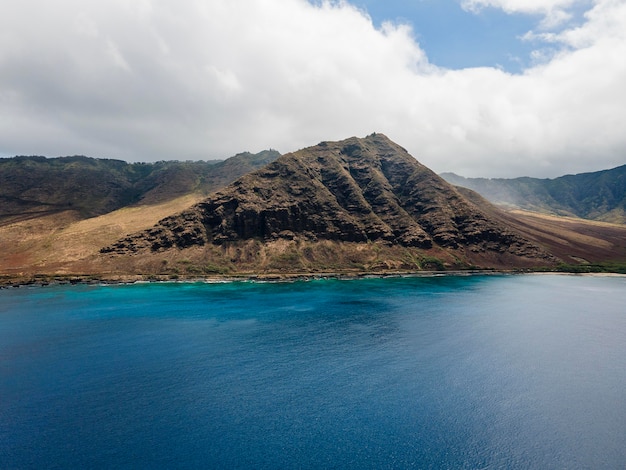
0,150,280,224
441,164,626,224
103,134,557,272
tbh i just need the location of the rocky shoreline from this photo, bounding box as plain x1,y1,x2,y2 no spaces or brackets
0,269,502,288
5,267,623,289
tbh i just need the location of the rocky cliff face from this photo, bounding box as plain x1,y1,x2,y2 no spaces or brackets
103,134,552,266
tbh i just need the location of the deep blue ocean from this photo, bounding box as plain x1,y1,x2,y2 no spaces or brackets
1,274,625,469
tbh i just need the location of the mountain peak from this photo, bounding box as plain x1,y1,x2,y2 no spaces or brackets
103,135,553,269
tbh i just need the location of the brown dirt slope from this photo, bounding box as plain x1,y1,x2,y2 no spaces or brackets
458,187,626,265
0,195,205,276
503,211,626,263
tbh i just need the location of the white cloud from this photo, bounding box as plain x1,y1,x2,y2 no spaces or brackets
0,0,625,177
461,0,582,29
461,0,579,13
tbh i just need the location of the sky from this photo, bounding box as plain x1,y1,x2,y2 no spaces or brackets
1,0,625,178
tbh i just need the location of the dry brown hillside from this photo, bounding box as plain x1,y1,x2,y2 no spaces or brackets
0,195,205,277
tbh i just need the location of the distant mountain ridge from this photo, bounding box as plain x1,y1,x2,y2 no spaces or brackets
441,164,626,224
0,150,280,224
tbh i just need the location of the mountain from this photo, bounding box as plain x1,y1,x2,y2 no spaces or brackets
441,164,626,224
4,135,626,281
0,150,280,278
0,150,280,224
101,134,559,274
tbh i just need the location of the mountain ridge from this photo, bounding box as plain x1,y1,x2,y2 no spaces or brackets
441,164,626,224
0,150,280,225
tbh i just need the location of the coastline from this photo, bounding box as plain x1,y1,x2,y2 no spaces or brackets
2,268,625,289
0,270,489,288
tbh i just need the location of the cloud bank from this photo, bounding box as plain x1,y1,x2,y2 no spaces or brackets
1,0,625,177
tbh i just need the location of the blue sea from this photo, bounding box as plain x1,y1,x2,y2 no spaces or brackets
1,274,625,469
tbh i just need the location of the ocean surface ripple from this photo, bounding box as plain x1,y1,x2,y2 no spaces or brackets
1,275,625,469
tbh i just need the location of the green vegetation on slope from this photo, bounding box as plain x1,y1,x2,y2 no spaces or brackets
0,150,280,223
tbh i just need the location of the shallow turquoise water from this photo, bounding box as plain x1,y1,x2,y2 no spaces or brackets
1,275,625,468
